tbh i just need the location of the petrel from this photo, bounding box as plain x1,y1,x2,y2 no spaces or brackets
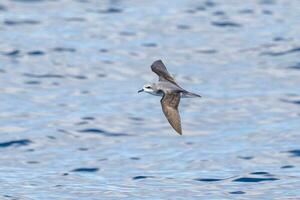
138,60,201,135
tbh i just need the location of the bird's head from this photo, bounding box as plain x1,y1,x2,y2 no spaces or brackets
138,83,156,94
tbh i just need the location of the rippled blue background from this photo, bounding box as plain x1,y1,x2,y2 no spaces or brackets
0,0,300,199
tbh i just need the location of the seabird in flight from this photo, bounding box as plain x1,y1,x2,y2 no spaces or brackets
138,60,201,135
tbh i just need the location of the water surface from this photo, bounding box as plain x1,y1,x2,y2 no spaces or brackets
0,0,300,199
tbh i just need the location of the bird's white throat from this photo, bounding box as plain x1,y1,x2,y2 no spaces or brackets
145,90,163,96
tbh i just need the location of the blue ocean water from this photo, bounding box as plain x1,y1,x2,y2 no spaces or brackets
0,0,300,199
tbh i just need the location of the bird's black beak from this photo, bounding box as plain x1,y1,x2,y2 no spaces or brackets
138,89,144,93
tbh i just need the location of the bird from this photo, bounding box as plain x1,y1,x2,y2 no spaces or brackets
138,60,201,135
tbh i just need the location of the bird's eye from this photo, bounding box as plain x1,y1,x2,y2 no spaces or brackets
145,86,151,89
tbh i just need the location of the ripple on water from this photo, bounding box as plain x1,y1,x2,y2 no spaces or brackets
119,31,136,36
195,49,217,54
3,195,17,199
27,50,45,56
177,24,191,30
262,10,273,15
27,161,39,164
250,172,272,176
229,191,245,194
99,8,122,14
273,36,285,41
212,10,225,16
194,178,224,182
71,168,99,173
287,149,300,157
24,80,41,85
71,75,88,80
64,17,86,22
281,165,294,169
81,117,95,121
204,0,216,7
47,136,56,140
0,139,32,148
132,176,154,180
53,47,76,52
4,19,40,26
129,117,144,122
78,147,89,151
75,121,89,126
288,62,300,70
238,156,254,160
281,99,300,106
261,47,300,56
238,9,254,14
11,0,44,2
23,73,65,79
2,50,20,57
130,157,140,160
260,0,276,5
211,21,242,27
99,48,109,53
78,128,130,137
233,177,279,182
0,5,6,11
142,42,157,48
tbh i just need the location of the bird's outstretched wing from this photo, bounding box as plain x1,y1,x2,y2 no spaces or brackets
161,92,182,135
151,60,179,86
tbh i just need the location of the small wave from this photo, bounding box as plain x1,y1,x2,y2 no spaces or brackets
27,50,45,56
53,47,76,52
211,21,242,27
71,168,99,173
99,8,122,14
281,165,294,169
194,178,224,182
78,128,130,137
0,139,32,148
288,62,300,70
250,172,271,175
233,177,278,182
229,191,245,194
23,73,64,79
4,19,40,26
2,50,20,57
132,176,154,180
287,149,300,157
261,47,300,56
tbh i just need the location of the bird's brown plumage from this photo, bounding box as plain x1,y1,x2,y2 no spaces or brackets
145,60,200,134
160,92,182,135
151,60,180,87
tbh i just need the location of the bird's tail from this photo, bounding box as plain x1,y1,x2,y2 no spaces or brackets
181,91,201,98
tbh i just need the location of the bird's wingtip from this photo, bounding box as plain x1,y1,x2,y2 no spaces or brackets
152,59,163,65
176,129,182,135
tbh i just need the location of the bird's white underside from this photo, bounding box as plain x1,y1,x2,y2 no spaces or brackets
144,90,196,98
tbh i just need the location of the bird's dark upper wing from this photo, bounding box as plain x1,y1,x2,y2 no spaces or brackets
160,92,182,135
151,60,179,86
